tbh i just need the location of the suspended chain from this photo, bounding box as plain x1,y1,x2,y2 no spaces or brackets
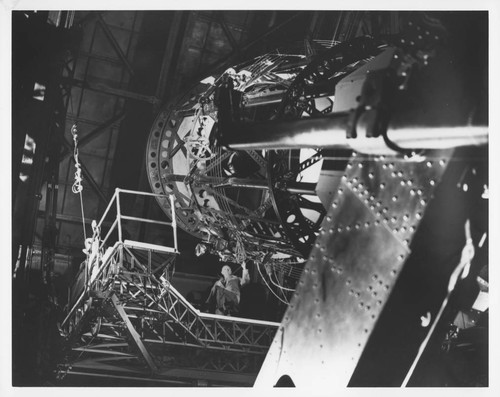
70,123,87,241
71,124,83,194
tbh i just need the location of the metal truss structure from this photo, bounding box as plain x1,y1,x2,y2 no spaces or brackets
14,11,488,388
57,189,279,386
144,12,460,280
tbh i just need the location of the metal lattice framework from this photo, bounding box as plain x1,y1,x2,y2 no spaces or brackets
57,188,279,385
145,46,340,267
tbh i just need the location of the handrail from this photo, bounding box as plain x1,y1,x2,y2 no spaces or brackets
61,188,278,354
62,240,279,355
97,188,178,256
97,189,117,231
116,188,122,242
198,311,280,327
116,187,175,198
121,215,172,227
63,188,179,328
151,273,279,327
101,218,118,248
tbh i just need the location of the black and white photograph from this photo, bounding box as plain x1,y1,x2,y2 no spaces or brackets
3,1,498,393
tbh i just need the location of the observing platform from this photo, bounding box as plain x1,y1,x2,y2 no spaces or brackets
58,188,279,386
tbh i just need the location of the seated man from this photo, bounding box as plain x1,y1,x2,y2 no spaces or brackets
209,263,250,316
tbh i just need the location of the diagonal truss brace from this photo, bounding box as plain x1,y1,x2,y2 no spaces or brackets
111,293,158,373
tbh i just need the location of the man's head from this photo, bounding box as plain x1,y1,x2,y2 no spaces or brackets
221,265,232,278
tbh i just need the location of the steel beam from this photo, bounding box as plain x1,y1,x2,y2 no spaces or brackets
37,210,95,226
214,178,317,195
65,114,109,127
37,210,113,227
111,294,158,373
75,11,100,28
63,370,192,386
61,112,126,161
194,12,304,82
97,14,135,77
78,113,125,147
217,12,240,52
155,11,187,104
67,77,159,104
72,347,135,357
78,50,127,67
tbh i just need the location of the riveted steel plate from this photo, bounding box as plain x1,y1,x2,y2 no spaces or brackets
342,153,453,245
255,149,454,388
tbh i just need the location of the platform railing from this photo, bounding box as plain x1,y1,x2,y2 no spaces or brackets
62,188,178,329
62,242,278,357
109,258,279,353
61,188,279,359
98,188,177,252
